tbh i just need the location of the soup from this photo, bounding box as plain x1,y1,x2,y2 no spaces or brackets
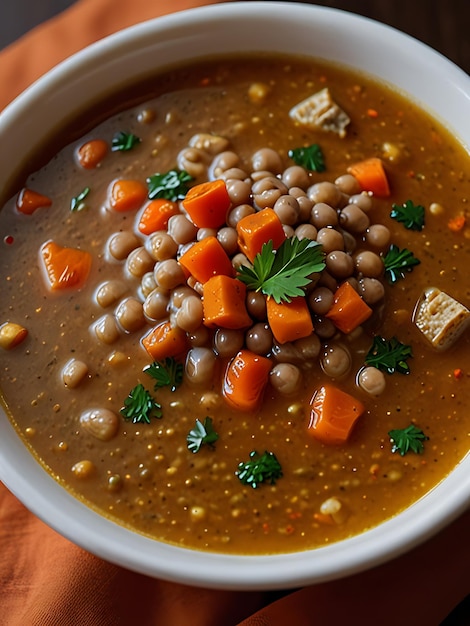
0,54,469,555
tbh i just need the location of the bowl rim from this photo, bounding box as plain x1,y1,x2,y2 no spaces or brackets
0,1,469,590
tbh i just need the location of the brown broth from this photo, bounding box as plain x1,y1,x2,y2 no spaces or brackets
0,54,469,555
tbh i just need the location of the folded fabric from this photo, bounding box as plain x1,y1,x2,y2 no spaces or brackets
0,1,469,624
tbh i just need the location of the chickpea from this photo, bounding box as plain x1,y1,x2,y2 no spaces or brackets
115,297,146,333
93,314,120,344
321,343,352,378
213,328,244,357
251,147,284,174
217,226,238,255
246,290,267,320
357,366,386,396
273,195,300,225
310,202,338,228
107,231,141,260
62,359,89,388
294,223,318,241
167,214,198,245
364,224,391,249
141,271,157,298
188,133,229,155
354,250,384,278
185,347,216,385
95,280,127,308
227,204,255,228
358,277,385,305
335,174,361,195
126,246,155,278
177,147,208,178
145,231,178,261
80,408,119,441
339,204,370,234
316,227,344,253
143,288,170,321
154,259,186,290
225,178,252,205
270,363,302,395
245,323,273,355
175,295,204,332
308,181,342,207
252,176,288,209
209,151,240,178
325,250,354,279
281,165,310,190
0,322,28,350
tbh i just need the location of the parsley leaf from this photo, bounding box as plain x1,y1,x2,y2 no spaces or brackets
365,336,413,374
390,199,425,231
383,244,420,284
120,383,162,424
236,450,283,489
187,417,219,453
70,187,90,212
237,236,325,303
144,357,183,392
388,424,428,456
288,143,325,172
147,169,193,201
111,131,141,152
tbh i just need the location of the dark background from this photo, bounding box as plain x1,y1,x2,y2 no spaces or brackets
0,0,469,73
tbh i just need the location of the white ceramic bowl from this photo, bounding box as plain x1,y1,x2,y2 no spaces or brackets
0,1,469,590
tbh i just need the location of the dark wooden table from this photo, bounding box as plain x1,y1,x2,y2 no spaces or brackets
0,0,469,73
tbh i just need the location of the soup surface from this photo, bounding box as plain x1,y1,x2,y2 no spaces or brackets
1,55,469,555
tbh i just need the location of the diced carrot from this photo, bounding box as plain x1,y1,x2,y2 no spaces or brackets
266,296,314,344
40,241,92,291
178,236,234,284
308,384,365,445
141,320,188,361
109,179,147,212
16,188,52,215
203,275,252,329
76,139,108,169
138,199,180,235
223,349,272,411
182,179,231,228
236,208,286,262
347,157,391,197
325,281,372,334
447,214,466,232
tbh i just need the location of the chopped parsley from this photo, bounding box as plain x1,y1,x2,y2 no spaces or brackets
187,417,219,453
388,424,428,456
365,336,413,375
390,199,425,231
237,236,325,303
70,187,90,212
144,357,183,392
111,131,141,152
147,169,193,201
288,143,325,172
236,450,283,489
383,244,420,284
120,383,162,424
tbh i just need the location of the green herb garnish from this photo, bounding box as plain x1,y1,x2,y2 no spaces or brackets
236,450,283,489
111,131,141,152
365,336,413,375
237,236,325,304
70,187,90,212
288,143,325,172
187,417,219,453
144,357,183,392
388,424,428,456
390,199,425,231
383,244,420,284
120,383,162,424
147,169,193,201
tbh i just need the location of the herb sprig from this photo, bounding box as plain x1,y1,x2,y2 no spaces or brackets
383,244,420,284
365,336,413,374
120,383,162,424
236,450,283,489
144,357,183,392
237,236,325,303
388,424,428,456
390,199,425,231
187,417,219,453
288,143,325,172
147,169,193,201
112,131,141,152
70,187,90,212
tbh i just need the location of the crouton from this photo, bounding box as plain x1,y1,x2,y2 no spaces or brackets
413,287,470,350
289,87,351,137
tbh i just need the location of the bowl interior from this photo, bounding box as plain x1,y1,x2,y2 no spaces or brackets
0,1,469,590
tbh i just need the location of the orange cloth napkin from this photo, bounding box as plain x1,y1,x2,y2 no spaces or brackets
0,1,469,624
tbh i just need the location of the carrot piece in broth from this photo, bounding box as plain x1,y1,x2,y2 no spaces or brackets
236,208,286,262
223,349,272,412
179,236,234,284
347,157,391,197
182,179,231,228
109,179,148,212
308,384,365,445
266,296,314,344
76,139,108,169
142,320,188,361
40,241,92,291
203,275,252,329
16,188,52,215
325,281,372,334
138,199,180,235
